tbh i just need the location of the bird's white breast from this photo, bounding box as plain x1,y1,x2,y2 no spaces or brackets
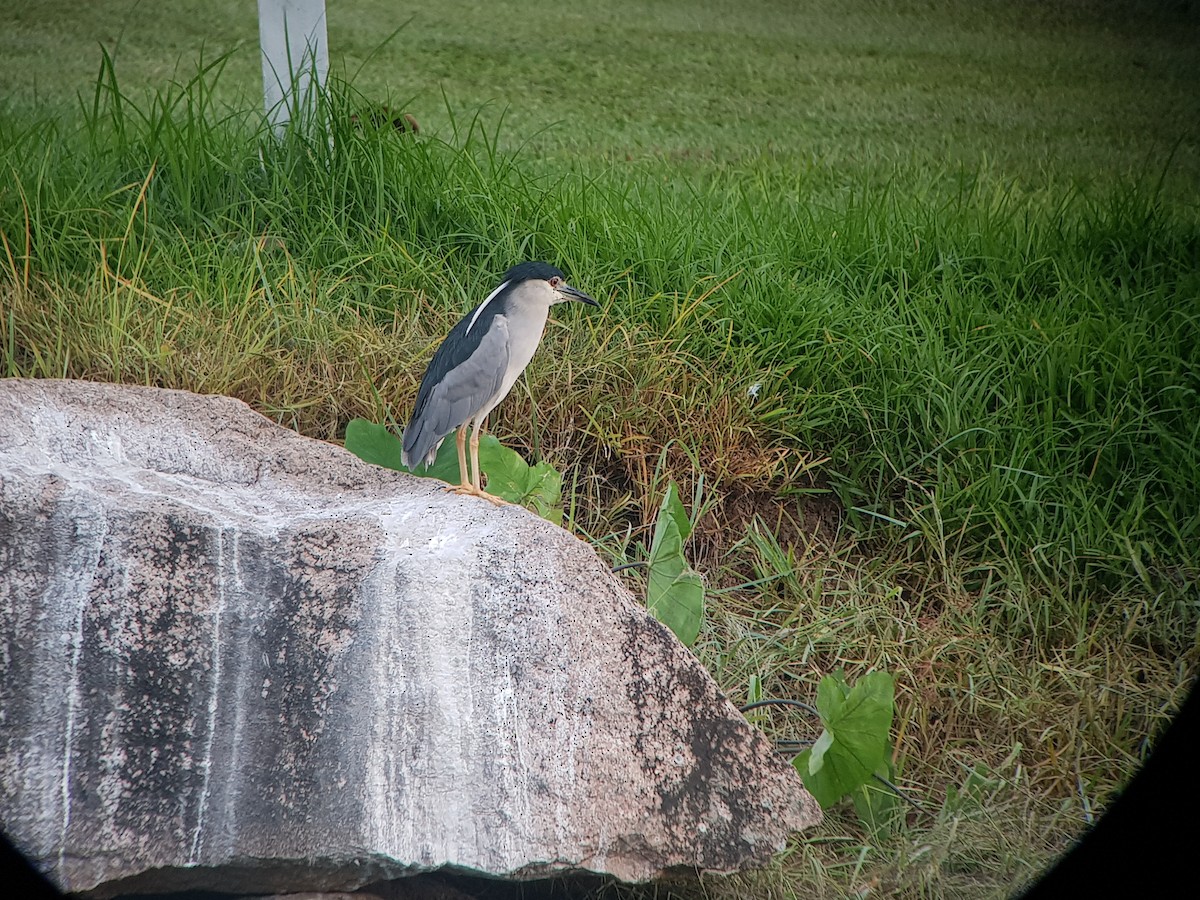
473,282,553,422
495,305,549,398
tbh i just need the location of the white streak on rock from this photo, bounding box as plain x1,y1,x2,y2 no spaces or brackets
52,495,106,875
190,527,226,863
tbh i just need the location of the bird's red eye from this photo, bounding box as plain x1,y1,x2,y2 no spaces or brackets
549,276,562,288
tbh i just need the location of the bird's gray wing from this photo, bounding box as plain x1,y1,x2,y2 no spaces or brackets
402,316,510,467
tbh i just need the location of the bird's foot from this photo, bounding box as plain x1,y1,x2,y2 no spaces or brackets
445,482,509,506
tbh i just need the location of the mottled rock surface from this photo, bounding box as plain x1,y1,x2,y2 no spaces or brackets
0,378,820,897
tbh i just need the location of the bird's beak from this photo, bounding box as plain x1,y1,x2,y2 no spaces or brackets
558,283,600,307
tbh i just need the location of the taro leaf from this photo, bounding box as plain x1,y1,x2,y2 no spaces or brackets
343,419,562,523
344,418,406,471
818,668,852,710
649,481,692,561
661,480,692,540
794,670,894,809
646,481,704,645
807,730,836,775
476,435,563,524
648,564,703,646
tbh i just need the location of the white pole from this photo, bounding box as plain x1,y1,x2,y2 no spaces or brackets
257,0,329,135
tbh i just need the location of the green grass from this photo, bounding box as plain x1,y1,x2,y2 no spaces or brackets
2,2,1199,898
3,1,1198,181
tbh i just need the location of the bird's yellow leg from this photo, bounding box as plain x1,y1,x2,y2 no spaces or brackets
443,425,474,496
455,424,470,489
448,416,506,506
470,416,485,492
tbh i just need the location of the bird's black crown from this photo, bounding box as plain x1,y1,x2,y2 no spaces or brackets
502,261,566,284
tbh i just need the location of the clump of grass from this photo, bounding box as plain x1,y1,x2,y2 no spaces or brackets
2,56,1198,898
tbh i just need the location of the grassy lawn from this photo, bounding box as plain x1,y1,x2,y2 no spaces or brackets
2,2,1198,898
4,1,1198,180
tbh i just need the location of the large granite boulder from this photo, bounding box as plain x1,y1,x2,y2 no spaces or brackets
0,378,820,897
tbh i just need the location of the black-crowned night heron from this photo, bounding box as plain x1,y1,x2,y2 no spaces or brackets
401,261,599,504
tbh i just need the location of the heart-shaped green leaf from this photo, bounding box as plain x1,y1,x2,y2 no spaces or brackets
794,670,894,809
